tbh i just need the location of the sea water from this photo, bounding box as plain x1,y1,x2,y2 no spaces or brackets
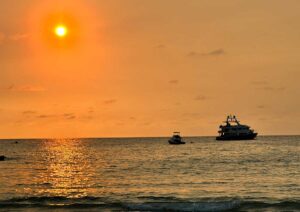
0,136,299,211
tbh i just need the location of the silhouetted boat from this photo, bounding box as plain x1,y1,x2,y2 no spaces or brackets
216,115,257,141
169,132,185,144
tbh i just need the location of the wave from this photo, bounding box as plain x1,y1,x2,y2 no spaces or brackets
126,201,241,211
0,196,299,211
0,196,117,210
126,200,300,211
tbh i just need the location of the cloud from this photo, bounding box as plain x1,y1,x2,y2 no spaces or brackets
83,115,94,120
80,108,95,120
188,48,225,57
155,44,165,48
88,108,94,113
204,49,225,56
103,99,117,104
63,113,76,120
277,87,286,91
22,110,37,115
0,32,29,44
195,95,208,101
3,84,46,92
261,86,286,91
9,33,29,41
263,86,286,91
36,114,56,119
36,113,76,120
252,81,286,92
169,80,179,84
142,122,152,126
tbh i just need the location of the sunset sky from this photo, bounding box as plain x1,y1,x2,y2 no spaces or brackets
0,0,299,138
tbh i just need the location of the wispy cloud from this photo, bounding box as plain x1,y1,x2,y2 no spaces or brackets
195,95,208,101
22,110,37,115
36,114,56,119
103,99,117,104
0,32,29,44
36,113,76,120
82,115,94,120
9,33,29,41
79,108,95,120
3,84,46,92
63,113,76,120
169,80,179,84
262,86,286,91
188,48,225,57
251,81,286,92
142,121,152,126
155,44,165,49
115,122,125,126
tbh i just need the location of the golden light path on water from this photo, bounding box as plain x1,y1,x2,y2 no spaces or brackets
36,139,94,198
30,138,135,199
27,138,179,200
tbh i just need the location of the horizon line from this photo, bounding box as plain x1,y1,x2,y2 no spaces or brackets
0,134,299,140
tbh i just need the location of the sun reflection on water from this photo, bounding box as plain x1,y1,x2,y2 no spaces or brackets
37,138,94,198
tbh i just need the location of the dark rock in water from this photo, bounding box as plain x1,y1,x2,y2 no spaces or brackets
15,141,18,144
0,155,6,161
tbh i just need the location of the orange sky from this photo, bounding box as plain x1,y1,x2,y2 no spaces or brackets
0,0,299,138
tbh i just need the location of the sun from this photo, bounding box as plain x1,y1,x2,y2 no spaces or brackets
55,25,68,37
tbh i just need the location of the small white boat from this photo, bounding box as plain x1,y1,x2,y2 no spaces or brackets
168,132,185,145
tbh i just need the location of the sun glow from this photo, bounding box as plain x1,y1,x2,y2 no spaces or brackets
55,25,68,37
29,1,99,52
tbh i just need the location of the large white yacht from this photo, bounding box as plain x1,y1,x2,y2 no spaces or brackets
216,115,257,140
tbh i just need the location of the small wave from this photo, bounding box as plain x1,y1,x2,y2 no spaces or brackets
0,196,116,209
0,203,110,209
126,201,241,211
0,157,12,161
240,200,300,211
0,196,299,211
137,195,182,201
126,200,300,211
2,196,102,203
16,182,52,187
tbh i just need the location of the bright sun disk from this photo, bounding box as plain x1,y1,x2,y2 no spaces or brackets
55,25,68,37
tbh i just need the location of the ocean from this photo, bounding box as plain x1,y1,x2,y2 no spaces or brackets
0,136,299,211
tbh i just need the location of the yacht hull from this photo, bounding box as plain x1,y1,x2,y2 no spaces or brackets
216,133,257,141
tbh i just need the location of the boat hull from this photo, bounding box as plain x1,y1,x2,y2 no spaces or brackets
168,140,186,145
216,133,257,141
